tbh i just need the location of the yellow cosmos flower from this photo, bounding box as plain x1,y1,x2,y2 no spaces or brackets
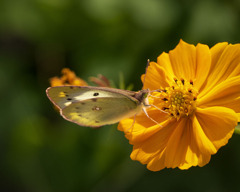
118,40,240,171
50,68,88,87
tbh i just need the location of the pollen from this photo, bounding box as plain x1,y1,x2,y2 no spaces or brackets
155,78,198,120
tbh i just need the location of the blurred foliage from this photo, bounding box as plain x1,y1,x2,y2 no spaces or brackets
0,0,240,191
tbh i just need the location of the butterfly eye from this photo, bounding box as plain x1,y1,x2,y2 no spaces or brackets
144,94,148,98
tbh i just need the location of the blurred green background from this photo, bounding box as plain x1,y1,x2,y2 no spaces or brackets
1,0,240,191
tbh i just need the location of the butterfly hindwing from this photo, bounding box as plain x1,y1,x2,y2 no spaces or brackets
61,97,142,127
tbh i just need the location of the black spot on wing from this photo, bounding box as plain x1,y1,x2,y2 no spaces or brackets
93,92,99,96
67,98,72,101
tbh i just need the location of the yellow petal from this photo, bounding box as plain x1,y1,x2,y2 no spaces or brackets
211,43,240,78
196,107,237,150
146,150,166,171
183,140,199,167
157,52,174,80
131,145,164,166
118,109,170,143
183,124,211,168
119,119,162,144
198,76,240,114
178,163,193,170
179,152,211,169
129,120,179,171
210,42,228,71
200,43,240,96
164,118,190,168
192,115,217,154
142,61,170,90
129,117,213,171
168,40,196,81
179,106,237,169
168,119,211,169
194,43,211,92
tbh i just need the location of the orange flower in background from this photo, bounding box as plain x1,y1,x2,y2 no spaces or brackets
49,68,111,87
50,68,88,87
118,40,240,171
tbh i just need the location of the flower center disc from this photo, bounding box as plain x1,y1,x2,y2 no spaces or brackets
153,78,198,119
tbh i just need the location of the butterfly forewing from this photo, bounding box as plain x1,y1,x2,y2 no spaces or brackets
46,86,136,109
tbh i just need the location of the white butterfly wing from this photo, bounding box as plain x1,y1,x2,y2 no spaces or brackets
61,97,142,127
46,86,142,127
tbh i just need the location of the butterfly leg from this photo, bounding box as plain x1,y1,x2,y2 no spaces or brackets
142,107,163,127
149,104,168,114
126,114,137,133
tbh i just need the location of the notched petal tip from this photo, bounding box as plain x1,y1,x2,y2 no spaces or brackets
196,107,238,151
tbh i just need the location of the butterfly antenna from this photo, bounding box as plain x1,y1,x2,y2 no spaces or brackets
142,59,150,89
126,114,137,133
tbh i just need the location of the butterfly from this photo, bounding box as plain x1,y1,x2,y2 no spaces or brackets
46,86,158,127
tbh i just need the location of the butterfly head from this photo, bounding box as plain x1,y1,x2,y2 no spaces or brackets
134,89,150,106
136,89,163,107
